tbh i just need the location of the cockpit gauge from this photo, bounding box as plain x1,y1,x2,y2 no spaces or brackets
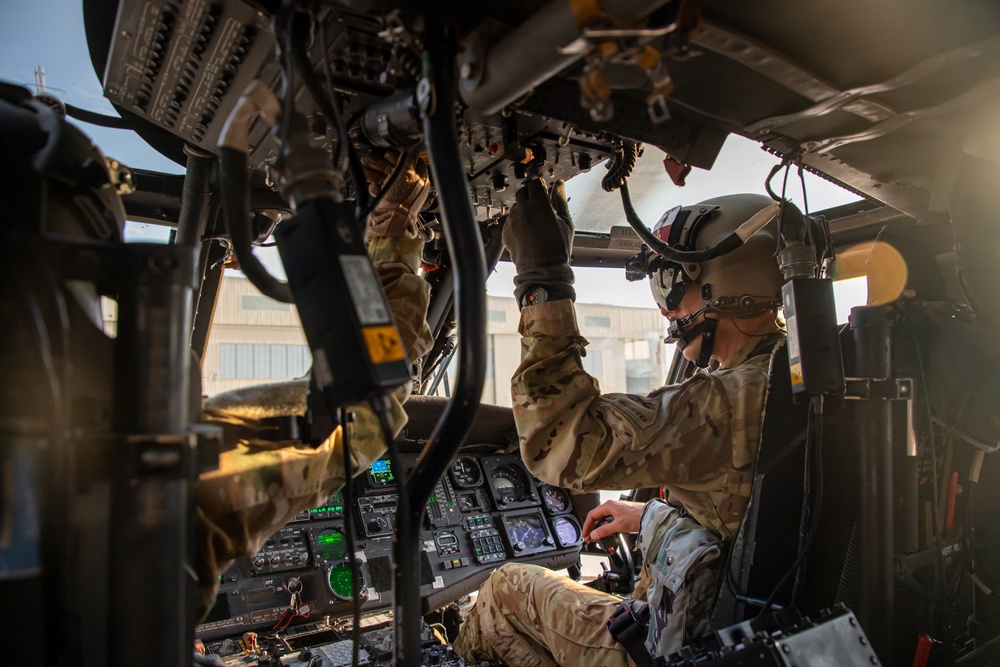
540,485,572,515
327,563,366,601
481,455,541,510
553,516,583,548
458,492,482,512
504,515,546,551
450,456,483,488
490,464,532,506
314,528,348,562
500,510,556,556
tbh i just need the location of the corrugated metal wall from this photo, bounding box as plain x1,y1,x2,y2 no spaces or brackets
104,274,668,402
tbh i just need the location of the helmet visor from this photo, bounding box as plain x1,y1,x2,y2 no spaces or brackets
649,261,688,311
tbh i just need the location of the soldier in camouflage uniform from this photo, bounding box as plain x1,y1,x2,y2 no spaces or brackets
193,151,434,622
454,182,790,667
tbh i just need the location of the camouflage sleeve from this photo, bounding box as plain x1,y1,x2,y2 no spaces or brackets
194,236,432,620
512,300,736,493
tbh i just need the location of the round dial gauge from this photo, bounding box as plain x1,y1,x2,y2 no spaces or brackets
450,457,483,488
503,514,547,551
490,464,532,505
459,493,479,511
542,486,570,514
328,564,362,601
554,516,582,547
314,528,348,561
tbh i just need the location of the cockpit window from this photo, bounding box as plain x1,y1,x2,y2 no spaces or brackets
426,264,671,406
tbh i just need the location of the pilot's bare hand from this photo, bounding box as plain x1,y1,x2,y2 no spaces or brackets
582,499,645,542
361,149,430,239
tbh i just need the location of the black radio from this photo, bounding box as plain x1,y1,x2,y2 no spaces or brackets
248,526,311,576
357,494,398,537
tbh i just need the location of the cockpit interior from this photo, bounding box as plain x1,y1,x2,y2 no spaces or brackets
2,1,1000,666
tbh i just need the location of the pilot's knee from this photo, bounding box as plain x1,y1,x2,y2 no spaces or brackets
480,563,551,612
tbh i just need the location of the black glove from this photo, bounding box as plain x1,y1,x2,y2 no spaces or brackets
502,178,575,305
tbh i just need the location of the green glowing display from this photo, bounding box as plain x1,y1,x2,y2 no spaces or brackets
318,532,342,546
315,528,348,561
328,564,362,601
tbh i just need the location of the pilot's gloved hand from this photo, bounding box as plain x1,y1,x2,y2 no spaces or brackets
502,178,575,307
362,149,431,239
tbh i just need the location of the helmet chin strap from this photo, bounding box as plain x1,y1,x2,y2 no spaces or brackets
665,306,720,369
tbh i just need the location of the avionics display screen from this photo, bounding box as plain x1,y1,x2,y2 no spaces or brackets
368,459,394,486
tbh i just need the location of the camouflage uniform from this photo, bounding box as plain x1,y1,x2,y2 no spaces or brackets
453,500,723,667
194,236,432,621
455,299,783,666
513,300,782,538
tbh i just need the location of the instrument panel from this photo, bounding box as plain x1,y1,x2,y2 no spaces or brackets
197,451,582,644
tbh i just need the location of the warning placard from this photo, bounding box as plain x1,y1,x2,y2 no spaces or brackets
362,325,406,364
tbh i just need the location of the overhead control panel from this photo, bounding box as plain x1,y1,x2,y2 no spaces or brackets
197,450,582,642
101,0,276,151
93,0,619,215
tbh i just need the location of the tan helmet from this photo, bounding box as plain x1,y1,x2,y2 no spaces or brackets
648,193,785,318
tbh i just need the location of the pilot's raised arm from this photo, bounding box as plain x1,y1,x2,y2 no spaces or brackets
503,184,786,538
454,186,792,667
193,151,433,621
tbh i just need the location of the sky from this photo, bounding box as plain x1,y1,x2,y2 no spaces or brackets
0,1,867,316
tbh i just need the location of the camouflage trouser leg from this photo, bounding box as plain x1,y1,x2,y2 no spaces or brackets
453,563,630,667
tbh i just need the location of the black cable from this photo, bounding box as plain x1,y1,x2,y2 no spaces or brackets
601,141,639,192
337,407,362,667
906,312,950,599
760,394,825,615
175,148,215,247
288,10,370,216
764,156,791,255
619,181,742,264
790,398,814,606
395,22,488,665
797,165,817,251
764,162,783,202
775,161,791,255
219,146,294,302
346,109,364,132
962,479,998,597
64,103,136,129
273,3,296,177
317,16,347,170
363,147,416,220
369,392,411,657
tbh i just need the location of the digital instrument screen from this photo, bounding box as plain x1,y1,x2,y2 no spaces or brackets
315,528,348,561
368,459,394,486
328,564,362,601
309,491,345,518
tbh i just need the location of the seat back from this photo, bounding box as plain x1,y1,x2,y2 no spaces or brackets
711,342,811,626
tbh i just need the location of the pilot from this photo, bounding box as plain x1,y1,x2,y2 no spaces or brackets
194,150,433,622
454,181,789,667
